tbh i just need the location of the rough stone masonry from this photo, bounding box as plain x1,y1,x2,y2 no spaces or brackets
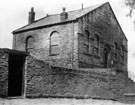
12,2,127,70
0,48,134,103
0,2,135,104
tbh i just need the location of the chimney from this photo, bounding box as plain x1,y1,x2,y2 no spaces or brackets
82,3,83,10
28,7,35,24
60,7,68,21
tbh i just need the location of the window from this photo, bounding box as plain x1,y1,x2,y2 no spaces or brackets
50,31,59,55
84,30,90,53
94,34,99,55
121,45,124,61
26,36,33,52
114,42,118,60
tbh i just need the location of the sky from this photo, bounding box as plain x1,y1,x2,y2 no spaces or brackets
0,0,135,75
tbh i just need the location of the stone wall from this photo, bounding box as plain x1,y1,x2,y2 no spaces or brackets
13,22,79,68
0,49,133,103
26,55,130,101
0,49,9,97
78,3,127,71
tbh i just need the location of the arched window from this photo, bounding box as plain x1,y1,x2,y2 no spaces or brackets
114,42,118,60
50,31,59,55
26,36,33,52
84,30,90,53
121,45,124,61
94,34,100,55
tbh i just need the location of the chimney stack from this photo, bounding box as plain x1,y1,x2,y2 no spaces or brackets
82,3,83,10
28,7,35,24
60,7,68,21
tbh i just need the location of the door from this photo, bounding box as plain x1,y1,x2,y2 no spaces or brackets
8,54,25,97
103,48,109,68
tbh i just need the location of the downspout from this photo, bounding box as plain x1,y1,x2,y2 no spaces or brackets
23,56,27,98
72,21,74,69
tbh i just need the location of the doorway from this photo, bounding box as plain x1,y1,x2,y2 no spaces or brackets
104,48,108,68
103,45,110,68
8,54,26,97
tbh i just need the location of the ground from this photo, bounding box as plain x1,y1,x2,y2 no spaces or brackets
0,98,134,105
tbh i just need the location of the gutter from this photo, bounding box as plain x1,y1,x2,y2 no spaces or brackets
12,20,78,34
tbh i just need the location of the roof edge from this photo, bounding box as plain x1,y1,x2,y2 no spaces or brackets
12,20,77,34
76,2,109,20
0,48,29,56
107,2,128,41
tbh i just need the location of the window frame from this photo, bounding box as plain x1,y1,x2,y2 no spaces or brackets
49,31,59,56
94,34,100,55
25,36,33,52
114,42,118,60
121,45,124,61
83,30,90,53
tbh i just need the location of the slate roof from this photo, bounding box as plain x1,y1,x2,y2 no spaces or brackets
13,2,107,34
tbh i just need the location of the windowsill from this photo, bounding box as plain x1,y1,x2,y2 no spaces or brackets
49,54,59,56
93,54,100,59
113,59,118,63
83,52,93,57
120,62,125,65
83,52,100,59
113,60,125,65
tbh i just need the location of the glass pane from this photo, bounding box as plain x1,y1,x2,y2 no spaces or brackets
51,37,59,45
50,45,59,55
114,53,117,60
94,47,99,55
27,37,33,49
84,30,89,45
26,36,33,52
84,44,89,53
51,32,59,45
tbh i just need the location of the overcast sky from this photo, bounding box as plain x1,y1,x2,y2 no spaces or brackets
0,0,135,74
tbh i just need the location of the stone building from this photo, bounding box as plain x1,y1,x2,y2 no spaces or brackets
1,2,135,103
12,2,127,71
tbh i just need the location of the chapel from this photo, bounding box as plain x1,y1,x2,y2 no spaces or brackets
12,2,127,70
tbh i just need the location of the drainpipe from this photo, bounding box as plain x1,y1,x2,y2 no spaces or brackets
23,56,28,98
72,21,74,69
